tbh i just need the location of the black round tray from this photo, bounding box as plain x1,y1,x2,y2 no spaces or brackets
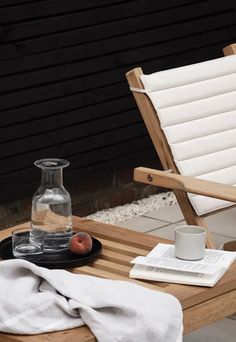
0,235,102,269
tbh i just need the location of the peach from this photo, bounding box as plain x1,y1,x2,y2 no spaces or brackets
69,232,93,255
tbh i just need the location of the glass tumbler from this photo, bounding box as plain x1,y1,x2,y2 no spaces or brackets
31,158,73,253
12,227,44,259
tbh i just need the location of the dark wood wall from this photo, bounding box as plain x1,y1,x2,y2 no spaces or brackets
1,0,236,204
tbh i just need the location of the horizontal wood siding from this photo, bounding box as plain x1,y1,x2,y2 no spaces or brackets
0,0,236,203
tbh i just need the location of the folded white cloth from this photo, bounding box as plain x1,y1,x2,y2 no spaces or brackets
0,259,183,342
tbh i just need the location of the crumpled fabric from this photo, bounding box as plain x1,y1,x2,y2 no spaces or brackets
0,259,183,342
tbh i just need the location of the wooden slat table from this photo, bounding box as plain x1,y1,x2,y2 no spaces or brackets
0,216,236,342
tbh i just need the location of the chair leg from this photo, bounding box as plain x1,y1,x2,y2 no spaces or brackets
174,190,216,249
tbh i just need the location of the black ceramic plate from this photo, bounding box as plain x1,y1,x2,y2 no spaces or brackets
0,235,102,269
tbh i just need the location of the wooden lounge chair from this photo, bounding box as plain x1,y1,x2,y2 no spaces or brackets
126,43,236,249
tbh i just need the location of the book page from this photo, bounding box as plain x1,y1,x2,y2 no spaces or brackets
129,264,220,287
129,243,236,286
131,256,217,275
147,243,236,269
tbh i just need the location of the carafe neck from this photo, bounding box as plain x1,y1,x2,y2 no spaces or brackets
41,168,63,187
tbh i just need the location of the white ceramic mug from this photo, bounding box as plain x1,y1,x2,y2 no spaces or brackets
175,225,206,260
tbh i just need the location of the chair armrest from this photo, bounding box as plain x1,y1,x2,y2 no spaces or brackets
134,167,236,203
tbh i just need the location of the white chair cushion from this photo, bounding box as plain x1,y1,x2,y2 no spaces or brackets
140,55,236,215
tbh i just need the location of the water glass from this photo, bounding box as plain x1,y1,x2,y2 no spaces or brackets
12,227,44,259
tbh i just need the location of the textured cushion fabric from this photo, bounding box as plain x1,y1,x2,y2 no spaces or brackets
140,55,236,215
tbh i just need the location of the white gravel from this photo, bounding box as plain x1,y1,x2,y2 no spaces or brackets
86,191,177,224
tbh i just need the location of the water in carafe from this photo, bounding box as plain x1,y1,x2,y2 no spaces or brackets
31,159,73,253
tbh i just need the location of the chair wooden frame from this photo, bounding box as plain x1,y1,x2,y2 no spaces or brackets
126,43,236,249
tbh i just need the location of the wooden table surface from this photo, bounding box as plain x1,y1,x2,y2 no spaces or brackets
0,216,236,342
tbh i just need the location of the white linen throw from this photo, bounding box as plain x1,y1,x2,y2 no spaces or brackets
0,259,183,342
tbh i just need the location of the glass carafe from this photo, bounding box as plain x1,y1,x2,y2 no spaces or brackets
31,158,73,253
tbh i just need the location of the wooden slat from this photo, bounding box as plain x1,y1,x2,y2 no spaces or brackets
0,0,205,25
0,108,139,143
73,217,171,249
0,145,155,190
96,237,149,257
0,94,133,127
1,107,140,151
72,264,166,292
0,143,154,186
0,1,43,8
84,259,131,277
151,41,224,71
0,44,19,60
0,37,230,126
0,13,234,94
0,78,126,112
0,2,230,76
0,110,141,146
73,264,127,281
1,4,233,58
75,265,166,292
1,1,220,43
0,4,232,76
0,108,140,145
0,0,124,24
0,0,236,205
0,326,95,342
0,148,156,204
0,1,229,75
0,26,233,113
101,248,133,265
123,26,234,67
0,18,235,104
0,131,151,175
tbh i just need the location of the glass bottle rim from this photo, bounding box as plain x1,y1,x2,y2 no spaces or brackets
34,158,69,169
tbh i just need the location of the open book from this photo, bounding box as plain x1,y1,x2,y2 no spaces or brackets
129,243,236,287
